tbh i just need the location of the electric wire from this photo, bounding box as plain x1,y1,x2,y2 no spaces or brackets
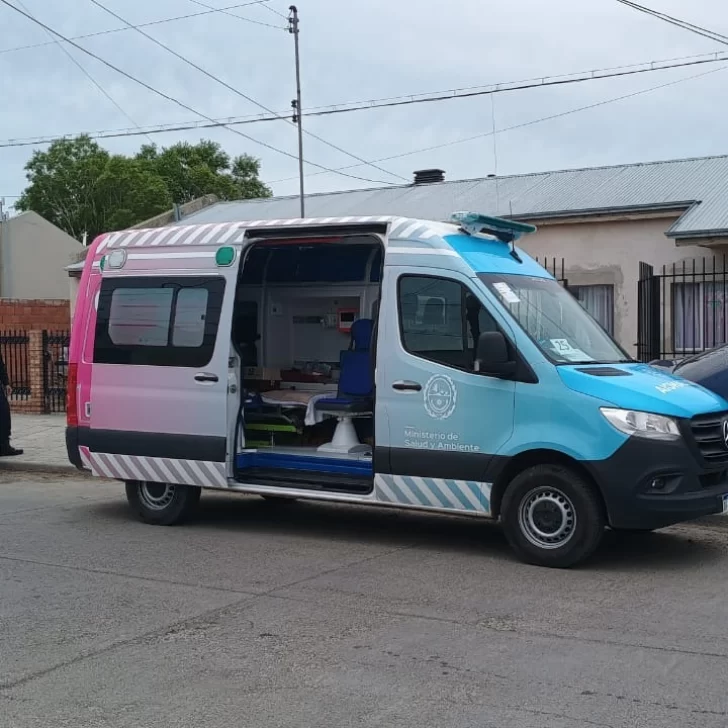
0,0,398,186
87,0,406,181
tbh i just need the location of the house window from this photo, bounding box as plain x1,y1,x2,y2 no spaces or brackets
569,285,615,335
673,282,728,351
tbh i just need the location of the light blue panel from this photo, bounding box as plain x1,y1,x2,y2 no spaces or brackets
504,363,630,462
557,363,728,418
443,233,552,278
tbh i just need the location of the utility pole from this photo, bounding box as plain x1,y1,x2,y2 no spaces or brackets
288,5,304,217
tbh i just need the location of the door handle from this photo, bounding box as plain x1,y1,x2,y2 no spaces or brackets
392,380,422,392
194,372,219,383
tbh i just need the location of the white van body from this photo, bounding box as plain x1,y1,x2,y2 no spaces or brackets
66,213,728,568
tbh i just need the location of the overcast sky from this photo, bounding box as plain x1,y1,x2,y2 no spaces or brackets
1,0,727,215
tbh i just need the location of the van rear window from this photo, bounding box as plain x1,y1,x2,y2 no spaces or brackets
95,276,225,367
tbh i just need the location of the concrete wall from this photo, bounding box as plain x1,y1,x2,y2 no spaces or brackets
517,216,728,355
0,211,83,300
68,275,81,320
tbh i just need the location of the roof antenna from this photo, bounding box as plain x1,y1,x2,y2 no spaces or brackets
491,95,501,215
508,238,522,263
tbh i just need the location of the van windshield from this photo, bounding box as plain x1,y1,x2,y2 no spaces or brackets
479,274,631,365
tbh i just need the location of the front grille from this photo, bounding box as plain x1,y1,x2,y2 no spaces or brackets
689,412,728,465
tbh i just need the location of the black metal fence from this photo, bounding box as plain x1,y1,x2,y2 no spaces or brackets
536,257,568,287
43,330,70,413
638,256,728,363
0,331,30,401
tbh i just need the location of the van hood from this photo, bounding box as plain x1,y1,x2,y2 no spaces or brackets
557,362,728,418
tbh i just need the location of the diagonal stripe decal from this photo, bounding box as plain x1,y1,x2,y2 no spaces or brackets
375,474,491,515
87,452,227,488
100,215,459,251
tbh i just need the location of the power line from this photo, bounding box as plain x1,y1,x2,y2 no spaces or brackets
0,1,279,56
614,0,728,46
87,0,406,182
260,3,289,20
185,1,406,181
1,49,726,150
0,0,396,186
5,62,726,197
269,64,728,184
186,0,285,30
12,0,152,143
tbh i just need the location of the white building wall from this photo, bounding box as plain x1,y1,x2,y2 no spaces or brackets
0,211,83,300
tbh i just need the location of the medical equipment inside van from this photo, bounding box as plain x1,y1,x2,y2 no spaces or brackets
232,236,382,490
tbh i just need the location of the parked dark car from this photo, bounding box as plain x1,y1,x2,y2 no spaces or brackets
650,345,728,400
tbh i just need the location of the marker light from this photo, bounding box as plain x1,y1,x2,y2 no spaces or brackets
107,249,126,269
216,246,236,266
450,211,537,242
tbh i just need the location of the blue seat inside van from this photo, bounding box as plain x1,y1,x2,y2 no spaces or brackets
315,318,373,414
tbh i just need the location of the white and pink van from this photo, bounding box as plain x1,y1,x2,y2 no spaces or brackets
66,212,728,568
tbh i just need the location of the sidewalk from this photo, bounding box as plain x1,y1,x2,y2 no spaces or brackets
0,413,77,474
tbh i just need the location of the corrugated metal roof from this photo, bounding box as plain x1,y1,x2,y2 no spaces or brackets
178,154,728,239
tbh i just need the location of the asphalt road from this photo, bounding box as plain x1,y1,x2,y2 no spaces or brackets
1,472,728,727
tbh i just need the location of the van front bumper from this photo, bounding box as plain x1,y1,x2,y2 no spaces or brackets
586,435,728,530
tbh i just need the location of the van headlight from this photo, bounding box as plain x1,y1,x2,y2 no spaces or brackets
600,408,681,440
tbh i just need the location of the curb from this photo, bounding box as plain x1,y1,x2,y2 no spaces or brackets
0,461,90,477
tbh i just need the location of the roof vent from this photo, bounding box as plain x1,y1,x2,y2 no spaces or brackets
413,168,445,185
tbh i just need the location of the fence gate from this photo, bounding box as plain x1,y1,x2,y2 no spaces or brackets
637,256,728,363
637,262,660,363
43,330,70,413
0,331,30,402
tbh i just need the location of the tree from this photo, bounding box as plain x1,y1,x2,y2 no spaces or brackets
136,140,271,203
16,136,272,242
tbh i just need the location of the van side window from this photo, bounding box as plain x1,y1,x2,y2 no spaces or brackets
95,277,225,367
398,275,498,370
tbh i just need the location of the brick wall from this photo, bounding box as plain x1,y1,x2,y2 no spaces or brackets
0,301,71,415
0,300,70,330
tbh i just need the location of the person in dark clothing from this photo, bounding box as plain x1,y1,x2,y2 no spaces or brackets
0,352,23,456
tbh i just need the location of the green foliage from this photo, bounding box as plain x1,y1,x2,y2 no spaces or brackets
136,140,272,204
16,136,272,241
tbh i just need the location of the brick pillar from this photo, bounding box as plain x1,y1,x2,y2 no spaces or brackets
10,330,45,415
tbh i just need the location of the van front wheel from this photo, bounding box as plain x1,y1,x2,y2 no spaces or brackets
500,465,605,568
125,481,201,525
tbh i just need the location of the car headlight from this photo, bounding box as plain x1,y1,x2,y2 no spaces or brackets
600,408,681,440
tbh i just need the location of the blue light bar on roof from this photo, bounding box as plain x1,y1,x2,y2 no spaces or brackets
450,211,537,242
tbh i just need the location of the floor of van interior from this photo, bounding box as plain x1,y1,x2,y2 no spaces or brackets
234,447,373,494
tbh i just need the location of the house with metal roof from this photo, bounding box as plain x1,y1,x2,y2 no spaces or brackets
172,155,728,245
69,153,728,356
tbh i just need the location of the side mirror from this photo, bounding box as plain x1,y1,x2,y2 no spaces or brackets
475,331,516,377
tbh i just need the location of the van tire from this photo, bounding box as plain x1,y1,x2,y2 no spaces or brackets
500,465,605,568
125,481,201,526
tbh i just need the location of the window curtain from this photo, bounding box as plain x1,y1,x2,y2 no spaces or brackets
571,285,614,335
674,283,728,351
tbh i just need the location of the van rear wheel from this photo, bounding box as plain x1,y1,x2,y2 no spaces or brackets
500,465,605,568
125,481,201,525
